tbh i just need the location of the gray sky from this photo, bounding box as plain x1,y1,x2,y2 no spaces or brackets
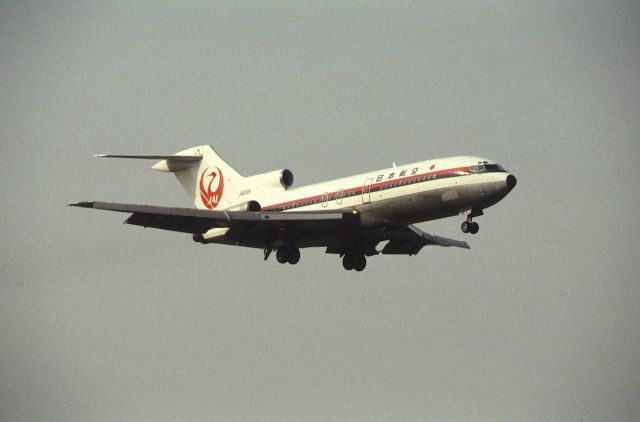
1,1,639,420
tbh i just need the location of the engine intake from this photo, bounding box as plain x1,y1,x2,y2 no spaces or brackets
280,169,294,189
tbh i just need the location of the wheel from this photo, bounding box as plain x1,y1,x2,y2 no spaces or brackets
461,221,470,233
276,248,289,264
353,255,366,272
288,247,300,264
469,222,479,234
342,254,354,270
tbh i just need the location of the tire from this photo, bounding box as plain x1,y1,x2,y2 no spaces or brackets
276,248,289,264
469,222,479,234
288,248,300,265
342,254,354,270
353,255,366,272
461,221,470,233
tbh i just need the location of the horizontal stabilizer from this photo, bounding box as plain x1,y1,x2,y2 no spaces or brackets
94,153,202,172
94,154,202,161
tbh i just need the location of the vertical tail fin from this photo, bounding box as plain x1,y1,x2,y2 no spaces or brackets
153,145,243,209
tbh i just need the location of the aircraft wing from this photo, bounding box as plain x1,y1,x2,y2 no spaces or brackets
381,224,470,255
69,202,468,254
69,201,353,234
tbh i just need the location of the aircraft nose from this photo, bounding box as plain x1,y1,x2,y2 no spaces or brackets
506,174,517,189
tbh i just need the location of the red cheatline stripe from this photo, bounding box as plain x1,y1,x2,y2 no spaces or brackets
262,166,470,211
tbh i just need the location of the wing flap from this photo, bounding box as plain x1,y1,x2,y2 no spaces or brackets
381,224,469,255
123,212,216,233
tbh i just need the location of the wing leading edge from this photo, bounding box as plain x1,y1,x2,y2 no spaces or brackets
69,201,351,233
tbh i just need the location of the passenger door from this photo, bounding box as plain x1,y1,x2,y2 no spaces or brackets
362,178,372,204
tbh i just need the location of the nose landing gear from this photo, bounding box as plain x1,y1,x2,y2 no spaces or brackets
461,209,482,234
461,220,479,234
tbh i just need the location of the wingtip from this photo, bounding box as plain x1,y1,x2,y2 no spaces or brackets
68,201,95,208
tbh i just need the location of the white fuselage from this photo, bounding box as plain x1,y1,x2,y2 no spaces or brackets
236,156,514,227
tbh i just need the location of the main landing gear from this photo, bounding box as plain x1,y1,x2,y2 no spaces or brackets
275,247,300,265
265,246,368,271
342,254,366,272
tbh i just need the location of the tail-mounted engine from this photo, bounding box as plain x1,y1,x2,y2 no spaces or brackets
243,169,294,190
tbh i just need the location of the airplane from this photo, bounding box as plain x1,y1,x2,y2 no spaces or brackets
70,145,516,271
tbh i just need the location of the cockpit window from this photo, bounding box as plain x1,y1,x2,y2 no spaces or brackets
484,164,506,172
469,164,486,173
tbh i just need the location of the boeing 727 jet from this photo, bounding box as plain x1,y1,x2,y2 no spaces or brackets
70,145,516,271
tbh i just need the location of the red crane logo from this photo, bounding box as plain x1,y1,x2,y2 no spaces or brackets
199,167,224,209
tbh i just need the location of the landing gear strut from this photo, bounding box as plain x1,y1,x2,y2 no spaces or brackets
275,247,300,264
342,254,366,271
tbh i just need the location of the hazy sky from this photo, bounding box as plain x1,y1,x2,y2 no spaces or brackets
1,1,639,420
